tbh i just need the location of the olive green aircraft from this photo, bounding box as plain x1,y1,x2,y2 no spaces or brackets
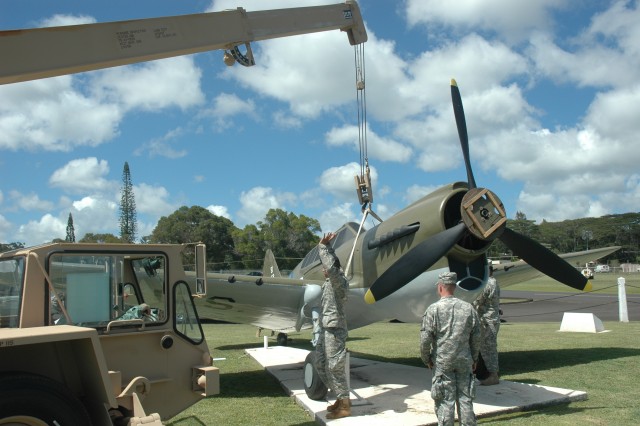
197,80,620,343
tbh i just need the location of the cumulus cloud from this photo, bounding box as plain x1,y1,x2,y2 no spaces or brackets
318,162,379,201
325,125,412,163
0,77,122,151
49,157,113,193
207,205,232,220
8,191,55,211
237,186,297,225
405,0,567,43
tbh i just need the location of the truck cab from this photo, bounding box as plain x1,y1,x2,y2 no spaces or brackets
0,243,218,425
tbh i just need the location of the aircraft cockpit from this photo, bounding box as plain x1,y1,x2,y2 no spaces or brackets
297,223,362,273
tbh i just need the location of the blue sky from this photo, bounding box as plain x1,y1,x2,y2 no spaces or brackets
1,0,639,246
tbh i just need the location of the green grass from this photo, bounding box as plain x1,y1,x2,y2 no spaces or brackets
505,272,640,295
168,320,640,425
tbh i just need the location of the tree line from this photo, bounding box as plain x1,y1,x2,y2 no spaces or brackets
1,162,638,266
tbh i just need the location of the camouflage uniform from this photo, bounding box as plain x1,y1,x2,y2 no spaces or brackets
421,272,481,426
473,276,500,373
315,242,350,399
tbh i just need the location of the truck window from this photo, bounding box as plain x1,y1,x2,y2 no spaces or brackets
0,256,24,328
48,253,167,326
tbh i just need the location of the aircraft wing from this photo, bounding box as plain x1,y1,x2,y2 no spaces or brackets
195,272,324,333
492,246,621,288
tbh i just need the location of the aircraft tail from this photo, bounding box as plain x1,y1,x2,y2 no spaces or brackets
262,249,282,278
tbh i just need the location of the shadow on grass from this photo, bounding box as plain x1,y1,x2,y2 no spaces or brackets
478,402,590,423
217,336,371,351
329,347,640,378
501,347,640,376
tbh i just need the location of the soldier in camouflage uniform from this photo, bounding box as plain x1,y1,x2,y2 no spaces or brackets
315,232,351,419
421,272,481,426
473,266,500,385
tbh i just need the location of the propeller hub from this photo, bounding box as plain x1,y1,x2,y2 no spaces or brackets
460,188,507,242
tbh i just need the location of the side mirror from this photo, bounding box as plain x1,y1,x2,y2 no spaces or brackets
195,243,207,296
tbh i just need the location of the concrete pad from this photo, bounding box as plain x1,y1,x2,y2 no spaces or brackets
559,312,609,333
246,346,587,425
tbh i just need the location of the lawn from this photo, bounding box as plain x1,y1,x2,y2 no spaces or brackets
505,272,640,295
168,319,640,425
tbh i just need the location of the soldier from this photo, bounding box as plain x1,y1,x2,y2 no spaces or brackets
473,266,500,386
421,272,481,426
315,232,351,419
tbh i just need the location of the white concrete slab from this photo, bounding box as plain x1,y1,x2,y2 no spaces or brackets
246,346,587,425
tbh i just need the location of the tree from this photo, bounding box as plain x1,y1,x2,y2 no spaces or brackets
65,212,76,242
0,242,25,253
79,233,123,243
257,209,321,270
149,206,239,269
119,161,137,243
232,224,263,269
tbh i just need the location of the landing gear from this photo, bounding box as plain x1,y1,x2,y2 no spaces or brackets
276,332,288,346
303,351,328,400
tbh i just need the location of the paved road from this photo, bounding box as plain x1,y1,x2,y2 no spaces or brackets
500,289,640,323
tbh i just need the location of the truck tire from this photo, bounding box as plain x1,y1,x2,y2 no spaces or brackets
0,372,92,426
303,351,328,400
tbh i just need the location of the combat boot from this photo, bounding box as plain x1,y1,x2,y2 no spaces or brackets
326,398,351,419
327,399,339,413
480,372,499,386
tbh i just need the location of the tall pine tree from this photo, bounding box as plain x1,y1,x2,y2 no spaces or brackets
119,162,137,243
65,212,76,242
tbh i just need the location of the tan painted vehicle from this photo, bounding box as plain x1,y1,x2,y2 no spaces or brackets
0,243,216,425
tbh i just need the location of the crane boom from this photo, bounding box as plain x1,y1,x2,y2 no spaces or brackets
0,1,367,85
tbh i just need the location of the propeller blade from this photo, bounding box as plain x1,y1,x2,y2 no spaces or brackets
451,79,477,189
365,222,466,304
499,227,590,291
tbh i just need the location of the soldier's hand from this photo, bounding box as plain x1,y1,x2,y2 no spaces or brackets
320,232,336,245
428,360,434,369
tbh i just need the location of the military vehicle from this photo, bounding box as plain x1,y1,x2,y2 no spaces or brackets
0,242,216,425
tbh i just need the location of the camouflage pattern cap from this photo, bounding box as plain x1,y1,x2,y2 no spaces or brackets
438,271,457,285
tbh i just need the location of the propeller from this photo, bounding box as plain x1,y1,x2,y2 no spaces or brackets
365,79,588,304
364,223,466,304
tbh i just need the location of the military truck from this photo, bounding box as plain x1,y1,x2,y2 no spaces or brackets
0,242,218,425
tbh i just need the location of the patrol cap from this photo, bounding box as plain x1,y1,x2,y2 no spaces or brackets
438,271,457,286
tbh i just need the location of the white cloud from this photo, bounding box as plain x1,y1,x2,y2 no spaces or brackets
319,203,357,234
200,92,258,130
0,77,122,151
15,214,66,245
318,162,379,201
49,157,113,193
405,0,568,42
8,191,55,211
134,184,175,217
38,14,96,27
237,186,297,225
207,205,232,220
91,56,205,111
134,127,188,159
325,125,412,163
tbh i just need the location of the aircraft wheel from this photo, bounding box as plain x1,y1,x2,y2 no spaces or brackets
303,351,328,400
0,372,92,425
276,332,288,346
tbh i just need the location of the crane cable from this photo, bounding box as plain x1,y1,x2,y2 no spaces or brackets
355,42,368,187
345,43,382,278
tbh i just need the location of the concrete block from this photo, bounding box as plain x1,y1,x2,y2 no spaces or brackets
559,312,607,333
